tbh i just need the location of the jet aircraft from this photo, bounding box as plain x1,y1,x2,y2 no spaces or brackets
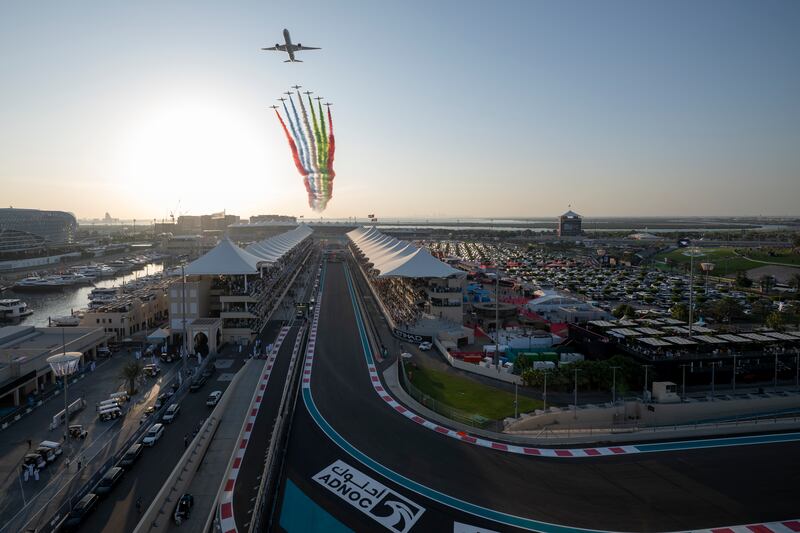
261,29,320,62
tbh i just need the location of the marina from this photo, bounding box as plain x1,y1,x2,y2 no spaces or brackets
0,261,166,327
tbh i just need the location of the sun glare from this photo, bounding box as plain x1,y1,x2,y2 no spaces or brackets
114,98,274,214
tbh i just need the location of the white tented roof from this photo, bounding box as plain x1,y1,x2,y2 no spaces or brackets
246,224,313,264
347,227,463,278
185,225,313,275
184,237,262,275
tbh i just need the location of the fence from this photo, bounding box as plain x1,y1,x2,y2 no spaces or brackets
398,357,501,431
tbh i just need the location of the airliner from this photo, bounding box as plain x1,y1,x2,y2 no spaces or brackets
262,29,320,62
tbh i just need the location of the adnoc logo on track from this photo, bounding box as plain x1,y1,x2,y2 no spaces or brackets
313,459,425,532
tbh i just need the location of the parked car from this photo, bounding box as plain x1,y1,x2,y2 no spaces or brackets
142,405,156,419
97,347,112,358
98,406,122,421
142,423,165,446
69,425,88,439
119,443,143,468
189,375,207,392
155,393,168,409
206,391,222,407
60,493,99,532
159,352,175,363
162,403,180,424
143,364,161,377
95,466,125,497
173,493,194,525
418,341,433,351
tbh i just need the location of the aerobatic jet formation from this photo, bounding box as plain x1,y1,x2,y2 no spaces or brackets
261,29,320,62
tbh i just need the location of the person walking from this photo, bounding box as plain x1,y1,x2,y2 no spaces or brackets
23,468,29,482
33,468,39,481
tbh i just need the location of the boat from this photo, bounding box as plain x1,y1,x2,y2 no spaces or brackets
50,315,81,327
88,287,121,306
0,299,33,321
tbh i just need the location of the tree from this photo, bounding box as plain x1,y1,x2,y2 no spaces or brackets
612,304,636,319
119,361,143,396
759,274,776,294
735,271,753,288
671,303,689,322
765,311,785,331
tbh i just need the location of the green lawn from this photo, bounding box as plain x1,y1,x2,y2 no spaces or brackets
406,364,541,420
653,247,799,276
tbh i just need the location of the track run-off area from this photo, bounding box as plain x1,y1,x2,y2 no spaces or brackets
277,258,800,533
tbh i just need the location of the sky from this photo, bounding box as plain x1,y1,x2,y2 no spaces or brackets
0,0,798,220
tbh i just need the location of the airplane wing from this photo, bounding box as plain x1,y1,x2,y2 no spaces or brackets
261,45,287,51
291,45,320,51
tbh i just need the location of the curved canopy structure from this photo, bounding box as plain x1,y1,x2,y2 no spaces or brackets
184,225,313,275
347,227,463,278
246,224,313,264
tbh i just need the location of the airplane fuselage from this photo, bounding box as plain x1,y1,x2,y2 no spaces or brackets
282,29,296,62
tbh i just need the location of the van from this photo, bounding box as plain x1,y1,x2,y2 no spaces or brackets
40,440,63,457
206,391,222,407
98,406,122,421
99,399,122,410
35,446,56,463
22,453,46,471
109,392,129,403
162,403,180,423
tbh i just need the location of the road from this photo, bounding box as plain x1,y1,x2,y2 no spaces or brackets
272,259,800,532
0,348,183,533
75,325,277,533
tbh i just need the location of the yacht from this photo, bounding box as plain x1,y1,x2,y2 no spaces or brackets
0,299,33,321
89,287,121,305
50,315,81,327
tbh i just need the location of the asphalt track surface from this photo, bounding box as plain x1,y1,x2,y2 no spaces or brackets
275,260,800,532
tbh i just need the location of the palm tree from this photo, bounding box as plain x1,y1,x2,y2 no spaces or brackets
759,274,775,294
119,361,143,396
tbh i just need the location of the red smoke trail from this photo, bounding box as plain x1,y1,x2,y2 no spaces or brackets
275,110,306,176
326,107,336,177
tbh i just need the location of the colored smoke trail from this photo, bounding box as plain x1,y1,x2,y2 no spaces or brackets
272,88,337,212
282,101,309,173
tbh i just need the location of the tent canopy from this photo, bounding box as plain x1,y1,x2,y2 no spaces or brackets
347,226,464,279
184,237,261,275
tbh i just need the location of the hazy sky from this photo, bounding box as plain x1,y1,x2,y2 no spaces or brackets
1,0,798,220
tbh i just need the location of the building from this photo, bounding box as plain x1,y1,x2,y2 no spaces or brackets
557,210,582,237
0,325,108,407
249,214,296,224
169,225,314,348
200,212,240,232
525,290,609,323
79,282,170,339
0,208,78,257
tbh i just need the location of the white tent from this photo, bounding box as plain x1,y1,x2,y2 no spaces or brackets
347,227,463,278
184,237,261,275
246,224,313,264
146,327,170,342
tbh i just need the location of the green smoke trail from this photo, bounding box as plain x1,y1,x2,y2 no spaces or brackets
317,100,329,178
308,94,325,170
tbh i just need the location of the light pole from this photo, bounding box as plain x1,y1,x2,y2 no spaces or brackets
688,247,697,336
642,364,653,402
573,368,581,419
774,351,779,391
680,364,690,401
610,366,621,405
47,351,82,451
795,350,799,392
732,353,737,394
514,381,518,419
180,264,188,386
542,369,549,412
710,361,715,401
